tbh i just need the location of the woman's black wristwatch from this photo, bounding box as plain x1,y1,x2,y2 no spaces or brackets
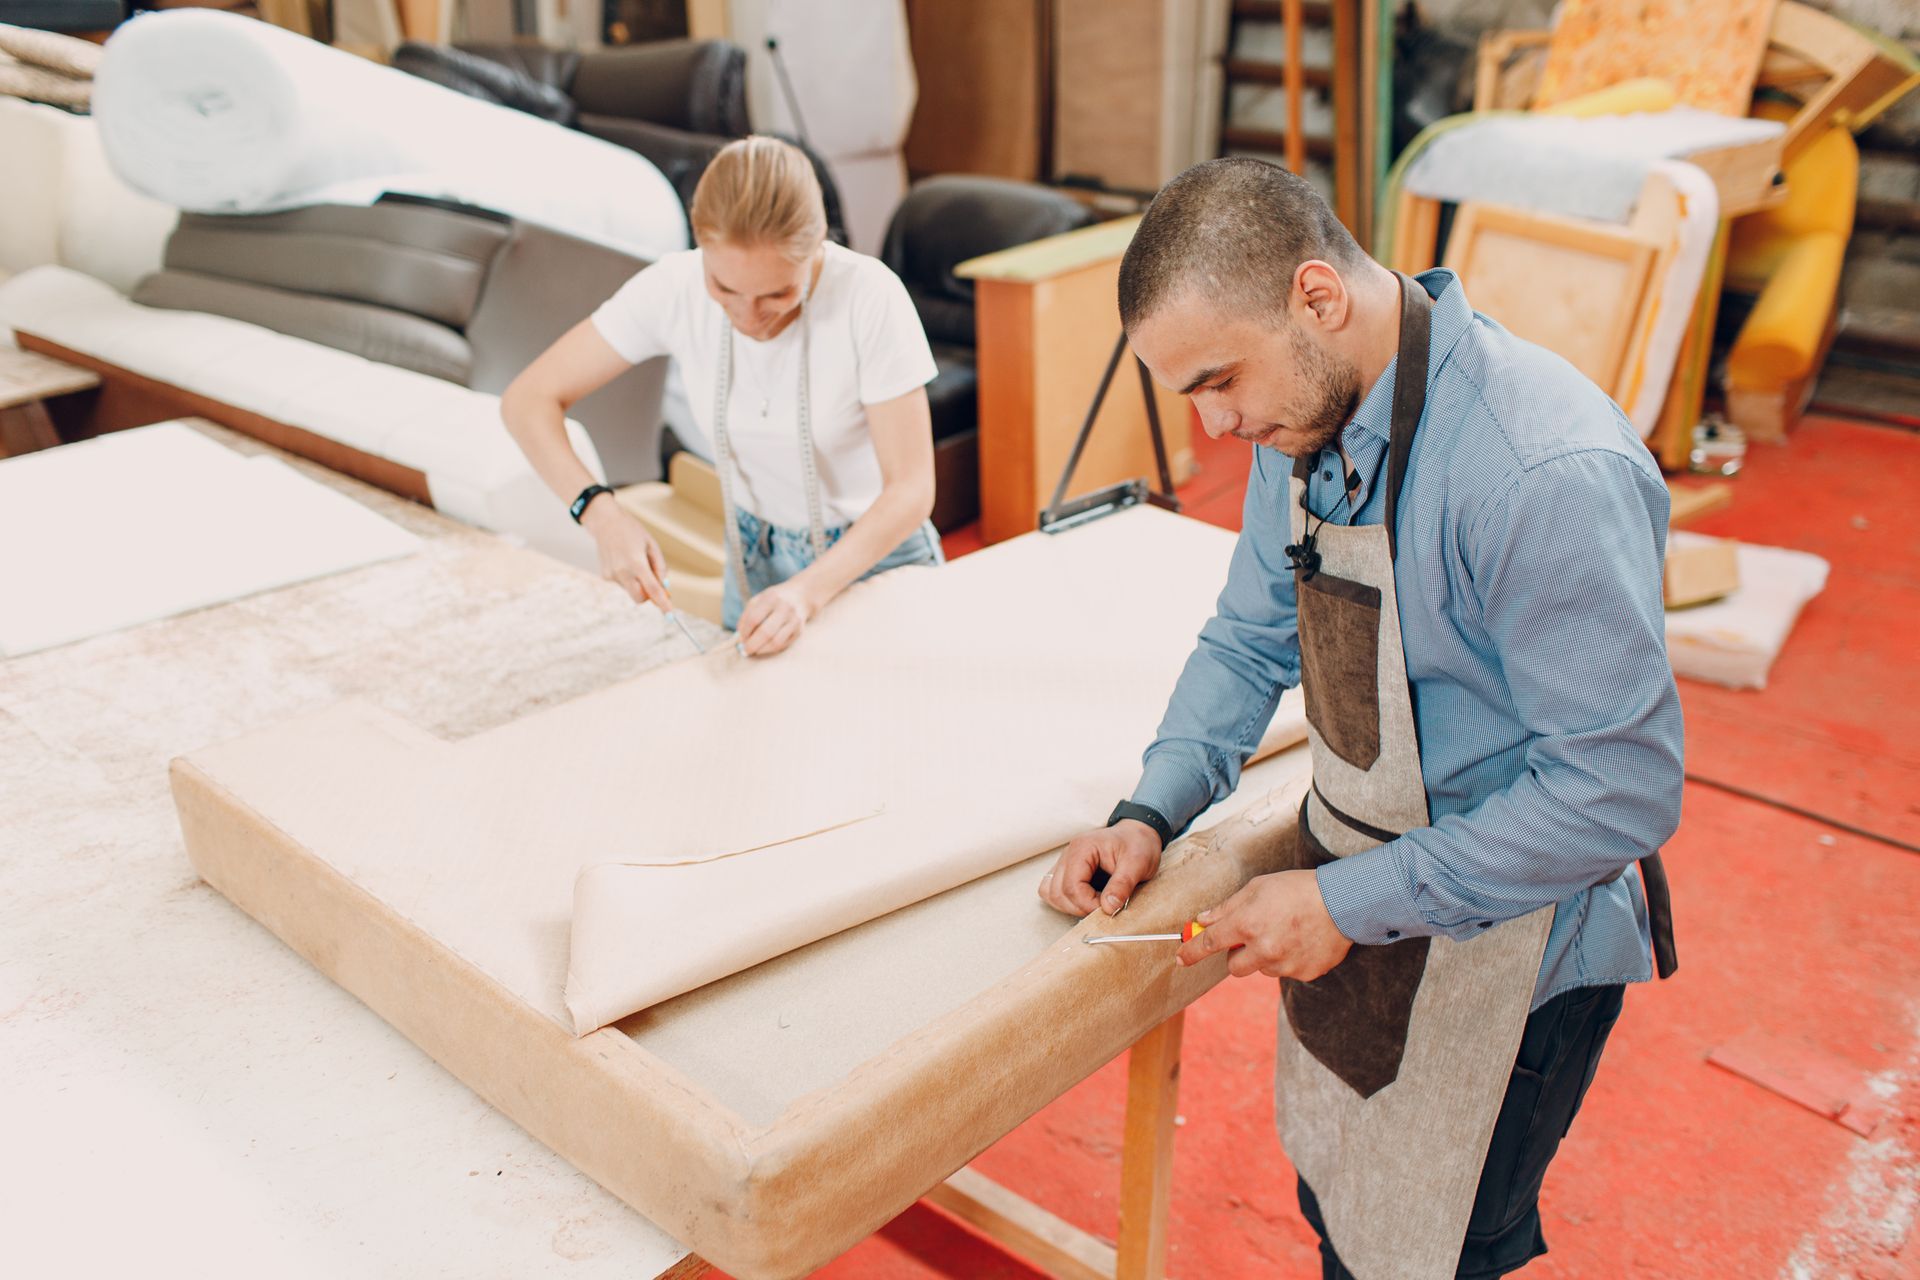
1107,799,1175,848
569,483,617,524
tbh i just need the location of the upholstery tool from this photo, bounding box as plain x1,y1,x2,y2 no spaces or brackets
1084,921,1207,945
665,610,706,653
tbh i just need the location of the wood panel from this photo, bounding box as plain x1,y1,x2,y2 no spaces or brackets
1534,0,1777,119
1443,204,1658,399
1053,0,1166,193
973,260,1191,544
903,0,1044,181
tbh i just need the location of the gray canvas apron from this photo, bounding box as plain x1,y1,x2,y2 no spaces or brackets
1272,272,1556,1280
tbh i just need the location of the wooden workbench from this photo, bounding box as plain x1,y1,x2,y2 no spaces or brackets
7,419,1309,1278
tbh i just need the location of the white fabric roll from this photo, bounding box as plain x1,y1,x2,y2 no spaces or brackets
92,9,687,262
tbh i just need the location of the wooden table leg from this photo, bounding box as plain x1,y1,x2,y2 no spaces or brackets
1117,1011,1186,1280
928,1011,1192,1279
0,400,61,459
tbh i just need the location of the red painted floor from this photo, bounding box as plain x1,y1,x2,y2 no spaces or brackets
789,416,1920,1279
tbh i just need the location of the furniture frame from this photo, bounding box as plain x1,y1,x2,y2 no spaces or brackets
1461,0,1918,464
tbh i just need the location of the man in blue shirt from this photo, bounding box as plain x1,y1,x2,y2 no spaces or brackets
1039,158,1681,1278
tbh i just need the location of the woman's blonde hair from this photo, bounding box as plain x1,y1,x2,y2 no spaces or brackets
689,136,827,262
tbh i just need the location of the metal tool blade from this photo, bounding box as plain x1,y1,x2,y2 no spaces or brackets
666,610,706,654
1084,933,1184,945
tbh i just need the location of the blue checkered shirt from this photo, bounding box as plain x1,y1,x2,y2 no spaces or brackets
1133,269,1683,1008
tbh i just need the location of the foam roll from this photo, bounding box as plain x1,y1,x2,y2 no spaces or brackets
92,9,688,261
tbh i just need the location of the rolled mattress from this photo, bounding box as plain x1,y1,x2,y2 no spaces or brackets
92,9,687,262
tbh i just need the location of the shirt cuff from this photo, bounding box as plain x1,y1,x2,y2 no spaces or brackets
1130,756,1215,839
1314,844,1424,944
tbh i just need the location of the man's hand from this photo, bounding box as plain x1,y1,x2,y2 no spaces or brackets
736,580,817,657
1038,819,1163,917
1176,869,1354,981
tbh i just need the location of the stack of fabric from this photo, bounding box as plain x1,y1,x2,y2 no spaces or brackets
0,23,102,110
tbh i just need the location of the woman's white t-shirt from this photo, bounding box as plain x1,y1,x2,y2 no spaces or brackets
590,242,937,530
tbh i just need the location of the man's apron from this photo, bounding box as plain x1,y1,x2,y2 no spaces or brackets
1272,273,1563,1280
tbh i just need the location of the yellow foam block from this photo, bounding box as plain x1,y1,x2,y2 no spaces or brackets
1727,231,1845,391
1537,78,1678,118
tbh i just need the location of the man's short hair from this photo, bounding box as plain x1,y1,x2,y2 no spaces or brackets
1119,157,1364,331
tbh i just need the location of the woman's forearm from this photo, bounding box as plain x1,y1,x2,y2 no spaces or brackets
790,478,935,608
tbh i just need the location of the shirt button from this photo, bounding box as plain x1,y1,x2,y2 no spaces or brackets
1321,469,1333,481
1385,930,1401,940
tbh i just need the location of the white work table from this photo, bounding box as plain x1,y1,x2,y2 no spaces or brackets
1,420,700,1278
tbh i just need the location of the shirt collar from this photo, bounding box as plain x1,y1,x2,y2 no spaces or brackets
1330,268,1471,508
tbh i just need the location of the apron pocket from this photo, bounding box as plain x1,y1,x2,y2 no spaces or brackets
1281,805,1429,1099
1295,570,1383,771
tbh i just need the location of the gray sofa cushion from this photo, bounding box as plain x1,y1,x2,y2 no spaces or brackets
164,203,511,331
133,269,476,386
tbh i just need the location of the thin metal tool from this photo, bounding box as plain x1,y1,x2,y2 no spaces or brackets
665,609,706,654
1084,921,1206,946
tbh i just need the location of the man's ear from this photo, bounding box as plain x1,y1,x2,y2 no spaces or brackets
1293,260,1349,328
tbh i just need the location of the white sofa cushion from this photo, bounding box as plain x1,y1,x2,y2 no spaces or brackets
0,265,603,569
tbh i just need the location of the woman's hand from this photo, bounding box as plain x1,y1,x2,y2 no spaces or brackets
736,580,817,657
582,498,671,612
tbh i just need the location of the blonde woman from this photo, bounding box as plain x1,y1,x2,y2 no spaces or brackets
502,136,941,657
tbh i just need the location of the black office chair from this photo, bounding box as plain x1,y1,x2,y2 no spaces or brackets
880,176,1099,531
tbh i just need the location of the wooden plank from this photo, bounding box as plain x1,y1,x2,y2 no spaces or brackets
974,279,1040,545
652,1256,712,1280
395,0,441,41
256,0,313,35
903,0,1043,180
1054,0,1173,192
1223,57,1331,90
1117,1012,1186,1280
685,0,728,39
928,1168,1117,1280
15,333,435,507
957,217,1141,286
1708,1029,1896,1138
1668,480,1733,525
1233,0,1331,23
1282,0,1306,174
1329,0,1361,230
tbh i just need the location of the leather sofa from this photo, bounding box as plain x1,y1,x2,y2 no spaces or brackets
0,96,657,570
391,38,847,246
878,176,1097,532
130,195,669,488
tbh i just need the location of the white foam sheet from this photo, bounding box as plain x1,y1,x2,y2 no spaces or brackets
179,508,1310,1036
1404,109,1784,225
0,422,420,656
1620,161,1719,439
1665,532,1829,690
91,9,687,262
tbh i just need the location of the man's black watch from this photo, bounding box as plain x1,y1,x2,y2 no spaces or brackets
1107,799,1175,849
569,483,616,524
